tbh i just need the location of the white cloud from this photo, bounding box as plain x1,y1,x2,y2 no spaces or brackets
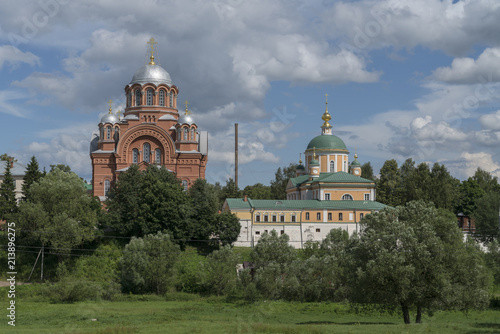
325,0,500,56
445,152,500,179
479,110,500,130
433,47,500,84
0,90,29,117
0,45,39,69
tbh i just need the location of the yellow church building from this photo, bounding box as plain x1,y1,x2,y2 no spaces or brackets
223,97,387,247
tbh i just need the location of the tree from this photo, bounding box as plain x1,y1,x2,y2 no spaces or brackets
120,231,180,294
352,201,491,324
49,164,72,173
270,163,297,199
198,245,241,296
104,165,192,240
188,179,219,241
472,168,500,194
429,163,459,211
0,160,17,221
16,168,100,258
243,183,272,199
473,191,500,243
188,179,241,246
361,162,375,181
376,159,402,206
22,156,43,202
456,178,485,216
218,178,242,205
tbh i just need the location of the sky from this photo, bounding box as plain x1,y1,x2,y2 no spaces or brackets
1,0,500,187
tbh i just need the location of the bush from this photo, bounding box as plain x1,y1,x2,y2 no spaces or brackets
198,245,241,296
121,231,180,295
45,278,121,303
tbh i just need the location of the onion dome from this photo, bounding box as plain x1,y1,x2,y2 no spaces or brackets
130,64,172,86
310,148,320,166
178,100,195,125
100,101,119,124
297,154,305,170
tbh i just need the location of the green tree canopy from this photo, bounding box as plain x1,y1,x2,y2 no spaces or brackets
473,191,500,242
352,201,491,324
104,165,192,241
456,178,485,216
17,168,101,256
0,160,17,221
376,159,402,206
120,231,180,294
22,155,43,202
270,163,297,200
360,162,375,181
243,183,272,199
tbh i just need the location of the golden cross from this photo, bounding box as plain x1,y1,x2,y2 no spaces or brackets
325,93,328,104
117,110,122,119
147,37,157,65
184,100,191,114
108,99,113,113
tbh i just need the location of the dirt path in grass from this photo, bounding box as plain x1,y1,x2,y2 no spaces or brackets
0,281,31,287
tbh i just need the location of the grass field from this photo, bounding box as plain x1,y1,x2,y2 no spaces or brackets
1,293,499,334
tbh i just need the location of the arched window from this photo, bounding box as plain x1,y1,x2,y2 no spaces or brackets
169,91,173,107
104,179,110,196
143,143,151,163
128,93,131,107
135,89,141,106
183,128,188,140
330,160,335,172
155,148,161,164
341,194,353,201
132,149,139,164
99,127,103,140
106,126,111,140
177,129,181,140
114,127,119,141
159,90,165,106
182,180,188,191
146,89,154,106
191,128,195,141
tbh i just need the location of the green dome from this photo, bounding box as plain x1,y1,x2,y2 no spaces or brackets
297,164,305,170
310,158,319,166
307,135,347,151
350,160,361,167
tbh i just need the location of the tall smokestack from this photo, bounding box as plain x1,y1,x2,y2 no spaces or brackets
235,123,238,189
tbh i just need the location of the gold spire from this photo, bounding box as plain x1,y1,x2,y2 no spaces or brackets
321,93,331,127
354,148,358,160
299,153,303,164
147,37,157,65
313,146,317,160
108,99,113,114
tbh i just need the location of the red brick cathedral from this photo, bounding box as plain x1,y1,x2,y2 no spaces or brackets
90,38,208,200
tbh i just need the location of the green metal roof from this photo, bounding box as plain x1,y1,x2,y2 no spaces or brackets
290,172,375,187
306,134,347,151
225,198,388,211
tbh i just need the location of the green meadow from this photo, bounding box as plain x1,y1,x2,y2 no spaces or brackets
1,293,499,334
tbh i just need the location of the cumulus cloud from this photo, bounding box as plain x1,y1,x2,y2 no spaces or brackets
479,110,500,130
445,152,500,179
433,47,500,84
324,0,500,56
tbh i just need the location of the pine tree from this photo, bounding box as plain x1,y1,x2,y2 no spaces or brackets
22,156,43,201
0,160,18,221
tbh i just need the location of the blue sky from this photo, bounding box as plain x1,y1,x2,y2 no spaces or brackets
1,0,500,187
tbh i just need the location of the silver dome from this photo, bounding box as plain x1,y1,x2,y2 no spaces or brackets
178,114,195,125
101,113,119,124
130,64,172,86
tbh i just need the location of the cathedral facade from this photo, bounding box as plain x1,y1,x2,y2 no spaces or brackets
90,39,208,200
224,97,387,247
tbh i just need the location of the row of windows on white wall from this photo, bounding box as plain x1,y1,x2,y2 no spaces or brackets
255,212,365,222
304,212,364,221
255,214,296,223
129,89,176,107
177,127,196,141
132,144,162,164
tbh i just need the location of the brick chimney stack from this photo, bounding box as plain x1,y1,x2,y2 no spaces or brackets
243,195,248,202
